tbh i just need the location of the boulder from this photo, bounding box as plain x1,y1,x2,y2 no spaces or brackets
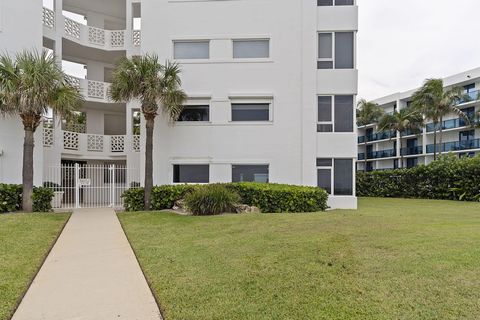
234,204,261,214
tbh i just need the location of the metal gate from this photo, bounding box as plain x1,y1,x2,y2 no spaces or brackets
44,164,140,209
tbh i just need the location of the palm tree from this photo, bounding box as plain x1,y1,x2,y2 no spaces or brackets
378,107,424,169
411,79,469,160
109,55,187,210
356,99,384,172
0,50,82,212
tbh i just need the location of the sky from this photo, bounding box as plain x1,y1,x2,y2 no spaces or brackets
357,0,480,101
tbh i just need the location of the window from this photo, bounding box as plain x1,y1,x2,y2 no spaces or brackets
232,103,270,122
233,39,270,59
232,165,269,183
318,32,354,69
317,158,353,196
173,165,209,183
318,0,354,5
317,95,354,132
173,41,209,59
178,105,210,122
464,83,475,93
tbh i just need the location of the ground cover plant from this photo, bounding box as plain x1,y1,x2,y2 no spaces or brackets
119,198,480,320
0,213,69,320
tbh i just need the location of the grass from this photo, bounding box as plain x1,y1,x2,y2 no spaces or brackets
119,198,480,320
0,213,69,320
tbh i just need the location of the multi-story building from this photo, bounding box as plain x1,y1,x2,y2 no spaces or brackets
0,0,358,209
357,68,480,172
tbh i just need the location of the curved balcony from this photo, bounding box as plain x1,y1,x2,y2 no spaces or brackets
66,75,112,103
43,128,141,157
42,7,141,51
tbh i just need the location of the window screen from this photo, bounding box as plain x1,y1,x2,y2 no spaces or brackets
334,95,354,132
233,40,270,59
335,32,354,69
335,0,354,5
174,41,209,59
231,104,269,121
334,159,353,195
318,96,332,122
178,105,209,122
317,169,332,194
318,33,333,59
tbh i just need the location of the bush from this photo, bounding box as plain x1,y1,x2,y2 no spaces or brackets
357,155,480,201
151,185,197,210
122,188,145,212
184,184,240,216
227,182,329,213
0,184,54,213
32,187,54,212
0,184,22,213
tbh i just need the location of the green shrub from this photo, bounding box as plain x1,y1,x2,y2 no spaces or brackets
227,182,329,213
0,184,54,212
184,184,240,216
0,184,22,213
122,188,145,212
32,187,54,212
357,155,480,201
150,185,197,210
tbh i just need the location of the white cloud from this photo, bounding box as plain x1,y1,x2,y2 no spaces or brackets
358,0,480,100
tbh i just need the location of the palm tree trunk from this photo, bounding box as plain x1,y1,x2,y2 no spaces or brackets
364,140,368,172
439,115,443,157
144,114,155,211
22,127,35,212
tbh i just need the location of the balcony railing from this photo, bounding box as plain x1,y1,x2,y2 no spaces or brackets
360,149,397,160
358,153,365,160
358,130,395,144
43,128,140,154
401,146,423,156
66,75,111,102
42,7,140,49
426,139,480,154
426,117,472,132
457,90,480,104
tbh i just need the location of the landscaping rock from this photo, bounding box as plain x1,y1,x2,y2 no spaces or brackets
172,199,186,211
234,204,261,214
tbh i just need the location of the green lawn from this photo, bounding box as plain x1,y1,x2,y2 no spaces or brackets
0,213,69,320
119,198,480,320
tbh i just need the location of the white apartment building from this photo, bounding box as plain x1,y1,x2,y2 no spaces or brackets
357,68,480,172
0,0,358,209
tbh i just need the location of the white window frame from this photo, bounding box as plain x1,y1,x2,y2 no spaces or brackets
317,0,356,6
316,159,333,195
232,38,271,60
317,95,334,132
231,164,270,183
176,98,212,125
229,97,274,123
317,31,356,70
173,40,210,60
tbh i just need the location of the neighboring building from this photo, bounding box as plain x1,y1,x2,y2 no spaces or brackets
0,0,358,209
357,68,480,172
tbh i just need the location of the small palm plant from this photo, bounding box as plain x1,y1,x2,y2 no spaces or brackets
378,107,424,169
356,99,384,172
109,54,187,210
0,50,83,212
411,79,470,160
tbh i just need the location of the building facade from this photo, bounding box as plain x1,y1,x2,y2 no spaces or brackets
0,0,358,209
357,68,480,172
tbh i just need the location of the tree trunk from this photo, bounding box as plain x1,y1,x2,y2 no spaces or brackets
364,140,368,172
22,127,35,212
439,115,443,157
433,124,437,161
144,114,155,211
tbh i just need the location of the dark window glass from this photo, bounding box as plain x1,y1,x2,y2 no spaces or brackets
334,159,353,195
317,0,333,6
335,0,354,5
232,165,269,183
318,96,332,122
335,32,354,69
318,33,333,59
316,158,333,167
464,83,475,93
232,104,269,121
335,95,354,132
178,105,209,122
317,61,333,69
173,165,209,183
317,124,333,132
233,40,270,59
317,169,332,194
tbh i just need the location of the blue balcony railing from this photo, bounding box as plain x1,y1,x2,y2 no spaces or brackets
426,118,471,132
366,149,397,159
426,138,480,154
358,130,395,144
401,146,423,156
401,128,423,136
358,153,365,160
457,90,480,104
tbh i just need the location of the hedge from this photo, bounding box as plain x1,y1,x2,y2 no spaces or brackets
0,184,54,213
357,155,480,201
122,183,329,213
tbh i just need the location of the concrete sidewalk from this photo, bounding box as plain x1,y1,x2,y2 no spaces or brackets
12,208,162,320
